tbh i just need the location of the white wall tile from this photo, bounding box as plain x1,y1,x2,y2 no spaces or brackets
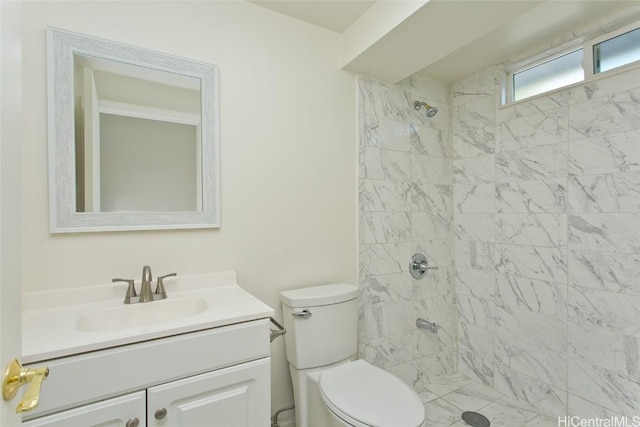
495,244,567,283
363,212,412,243
569,249,640,295
497,108,568,152
496,213,567,247
569,171,640,213
569,88,640,140
453,96,496,158
496,179,566,213
495,274,567,318
569,128,640,175
568,213,640,253
496,143,567,182
454,154,495,185
454,183,495,213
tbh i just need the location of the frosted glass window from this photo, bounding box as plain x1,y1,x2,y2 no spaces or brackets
594,27,640,73
513,49,584,101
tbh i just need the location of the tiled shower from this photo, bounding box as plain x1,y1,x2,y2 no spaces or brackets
358,63,640,420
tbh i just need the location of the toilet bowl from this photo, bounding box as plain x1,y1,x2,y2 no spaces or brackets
280,283,425,427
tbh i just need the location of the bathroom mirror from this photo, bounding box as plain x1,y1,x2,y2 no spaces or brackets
47,27,220,232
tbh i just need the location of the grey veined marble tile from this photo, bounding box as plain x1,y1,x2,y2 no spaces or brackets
569,128,640,176
479,397,541,426
494,334,567,389
454,154,495,185
495,244,568,284
569,249,640,295
454,184,495,213
492,303,567,354
362,82,412,122
454,213,494,242
458,294,494,329
568,171,640,213
363,114,411,152
361,180,410,212
362,212,411,244
453,96,496,159
568,320,625,373
411,154,451,185
456,268,496,299
422,398,466,426
452,66,495,107
443,381,503,412
361,273,412,308
411,183,452,213
363,147,411,182
569,358,640,418
495,274,567,318
496,179,566,213
568,213,640,253
569,88,640,140
410,125,449,158
494,364,567,416
411,211,452,241
569,285,640,338
497,108,569,152
401,73,450,104
456,241,495,271
362,242,411,276
495,213,567,248
496,143,567,182
458,323,495,386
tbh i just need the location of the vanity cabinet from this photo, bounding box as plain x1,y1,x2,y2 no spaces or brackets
147,358,269,426
22,319,271,427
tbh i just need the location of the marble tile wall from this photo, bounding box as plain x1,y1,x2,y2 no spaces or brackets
452,64,640,418
357,75,455,388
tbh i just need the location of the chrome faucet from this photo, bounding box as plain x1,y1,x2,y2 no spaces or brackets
139,265,154,303
114,266,177,304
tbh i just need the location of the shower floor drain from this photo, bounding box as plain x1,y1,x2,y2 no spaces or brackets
461,411,491,427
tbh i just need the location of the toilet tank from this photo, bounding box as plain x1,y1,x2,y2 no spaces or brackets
280,283,360,370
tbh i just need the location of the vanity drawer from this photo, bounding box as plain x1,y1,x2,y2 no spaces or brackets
24,319,270,420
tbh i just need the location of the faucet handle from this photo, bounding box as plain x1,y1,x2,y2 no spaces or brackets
113,278,137,304
155,273,177,300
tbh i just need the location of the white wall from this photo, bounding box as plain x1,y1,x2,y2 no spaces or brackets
22,1,357,414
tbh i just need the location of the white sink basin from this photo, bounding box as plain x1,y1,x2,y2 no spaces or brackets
76,297,209,332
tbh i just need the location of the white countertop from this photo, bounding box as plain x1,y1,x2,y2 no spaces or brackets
22,271,274,364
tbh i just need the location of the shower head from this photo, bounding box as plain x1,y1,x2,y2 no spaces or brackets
414,101,438,117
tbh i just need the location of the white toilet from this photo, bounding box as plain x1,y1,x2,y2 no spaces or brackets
280,283,425,427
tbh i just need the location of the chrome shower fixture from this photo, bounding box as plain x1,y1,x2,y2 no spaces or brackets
414,101,438,117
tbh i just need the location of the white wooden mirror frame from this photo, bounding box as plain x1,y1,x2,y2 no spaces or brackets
47,27,220,233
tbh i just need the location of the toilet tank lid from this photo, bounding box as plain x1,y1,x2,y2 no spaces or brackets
280,283,359,308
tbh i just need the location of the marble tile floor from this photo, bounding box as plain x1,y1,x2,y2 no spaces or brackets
416,373,557,427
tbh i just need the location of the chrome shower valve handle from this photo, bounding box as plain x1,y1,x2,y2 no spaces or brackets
409,253,439,279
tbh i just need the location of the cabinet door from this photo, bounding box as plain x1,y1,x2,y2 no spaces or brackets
147,358,270,427
22,391,146,427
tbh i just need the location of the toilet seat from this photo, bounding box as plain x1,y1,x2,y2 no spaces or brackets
319,360,425,427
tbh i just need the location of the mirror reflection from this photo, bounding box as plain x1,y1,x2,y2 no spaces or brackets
73,55,202,213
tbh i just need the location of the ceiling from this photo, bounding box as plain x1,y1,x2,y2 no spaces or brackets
247,0,375,34
249,0,640,83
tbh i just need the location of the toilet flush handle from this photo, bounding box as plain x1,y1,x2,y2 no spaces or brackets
291,309,312,319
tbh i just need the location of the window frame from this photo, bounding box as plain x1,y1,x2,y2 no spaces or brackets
505,20,640,104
